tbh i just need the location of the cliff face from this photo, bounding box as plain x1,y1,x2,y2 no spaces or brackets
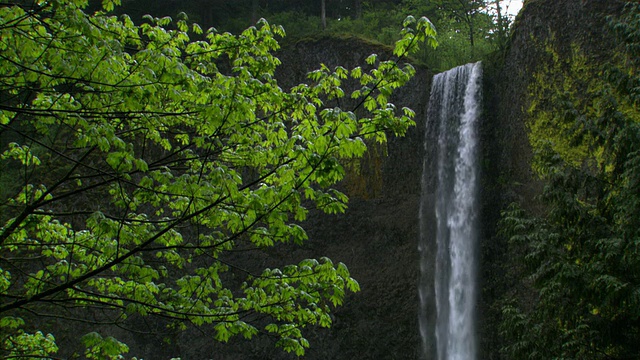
268,36,433,360
483,0,626,213
480,0,626,358
157,37,433,360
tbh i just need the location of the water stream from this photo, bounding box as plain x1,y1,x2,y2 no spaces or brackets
419,62,482,360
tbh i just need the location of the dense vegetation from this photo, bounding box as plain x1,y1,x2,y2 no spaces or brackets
110,0,515,72
499,2,640,358
0,0,437,358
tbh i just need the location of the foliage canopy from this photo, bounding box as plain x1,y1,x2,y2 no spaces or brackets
112,0,509,72
0,0,437,357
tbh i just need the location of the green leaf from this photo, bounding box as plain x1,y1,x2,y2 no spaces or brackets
0,2,421,357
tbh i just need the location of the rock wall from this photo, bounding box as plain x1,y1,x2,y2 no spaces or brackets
479,0,626,358
149,36,434,360
268,36,433,360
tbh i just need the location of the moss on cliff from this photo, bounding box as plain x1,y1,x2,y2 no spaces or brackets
481,0,627,358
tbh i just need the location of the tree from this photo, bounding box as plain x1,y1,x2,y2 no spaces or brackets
492,0,508,47
430,0,487,48
322,0,327,29
0,0,437,358
499,2,640,359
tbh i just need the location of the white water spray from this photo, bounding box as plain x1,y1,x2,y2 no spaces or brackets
419,62,482,360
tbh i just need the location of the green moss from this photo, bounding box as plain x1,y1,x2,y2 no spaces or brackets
342,140,387,200
526,39,633,178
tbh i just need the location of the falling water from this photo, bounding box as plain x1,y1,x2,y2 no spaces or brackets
419,62,482,360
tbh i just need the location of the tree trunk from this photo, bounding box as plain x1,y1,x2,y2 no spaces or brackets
467,13,475,48
321,0,327,30
354,0,362,19
496,0,505,39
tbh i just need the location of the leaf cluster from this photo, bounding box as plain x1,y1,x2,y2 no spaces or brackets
0,0,437,357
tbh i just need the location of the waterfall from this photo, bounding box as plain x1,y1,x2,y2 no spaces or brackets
419,62,482,360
